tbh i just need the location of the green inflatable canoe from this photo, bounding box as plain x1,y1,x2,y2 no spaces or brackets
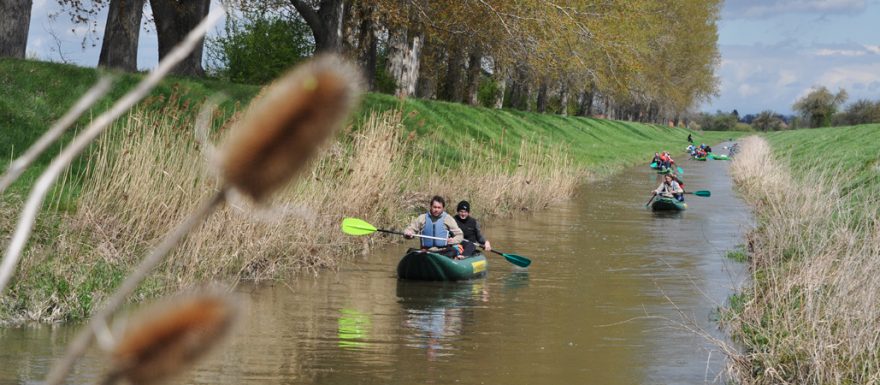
694,156,707,161
656,168,672,174
651,197,687,211
708,153,730,160
397,249,488,281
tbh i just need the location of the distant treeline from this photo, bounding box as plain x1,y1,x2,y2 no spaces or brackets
696,86,880,131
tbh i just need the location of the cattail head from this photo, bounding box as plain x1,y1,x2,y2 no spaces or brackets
219,54,363,201
103,292,239,385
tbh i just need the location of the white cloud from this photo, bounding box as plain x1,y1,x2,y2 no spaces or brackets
815,63,880,89
865,44,880,54
737,84,761,98
814,48,867,56
725,0,867,18
777,70,798,87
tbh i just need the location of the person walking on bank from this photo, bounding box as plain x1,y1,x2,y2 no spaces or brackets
404,195,465,258
453,201,492,257
687,133,693,144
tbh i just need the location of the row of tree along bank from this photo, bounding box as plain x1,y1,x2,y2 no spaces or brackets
0,1,722,126
725,126,880,384
0,59,737,325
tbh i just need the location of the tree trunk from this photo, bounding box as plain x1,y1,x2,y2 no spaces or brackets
559,84,568,115
439,45,465,102
0,0,32,58
388,28,421,98
492,70,506,109
463,47,482,105
99,0,145,72
576,89,594,117
355,3,376,90
415,36,438,99
290,0,346,53
535,82,548,113
151,0,210,77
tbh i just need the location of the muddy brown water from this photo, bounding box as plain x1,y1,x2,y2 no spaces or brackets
0,147,752,384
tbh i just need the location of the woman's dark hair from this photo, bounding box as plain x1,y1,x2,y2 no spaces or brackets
430,195,446,207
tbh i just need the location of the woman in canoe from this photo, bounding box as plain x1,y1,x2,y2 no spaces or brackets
453,200,491,257
653,174,685,202
403,195,465,259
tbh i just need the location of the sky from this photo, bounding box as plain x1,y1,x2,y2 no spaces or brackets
22,0,880,116
709,0,880,115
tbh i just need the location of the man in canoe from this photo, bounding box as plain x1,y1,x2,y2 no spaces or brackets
404,195,465,259
453,200,492,257
653,174,685,202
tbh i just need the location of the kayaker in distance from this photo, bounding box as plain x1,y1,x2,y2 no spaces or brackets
659,151,675,170
653,174,685,202
453,200,491,257
650,152,661,167
403,195,465,259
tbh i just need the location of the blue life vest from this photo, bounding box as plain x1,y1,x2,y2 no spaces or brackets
421,212,448,248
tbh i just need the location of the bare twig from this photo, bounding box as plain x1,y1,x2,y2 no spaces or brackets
0,76,113,195
0,6,225,296
44,189,227,385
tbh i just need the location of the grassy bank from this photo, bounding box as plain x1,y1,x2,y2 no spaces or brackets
725,125,880,384
1,58,737,324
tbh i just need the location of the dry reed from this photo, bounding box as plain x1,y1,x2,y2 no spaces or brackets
725,136,880,384
3,102,583,324
221,54,362,201
102,291,238,385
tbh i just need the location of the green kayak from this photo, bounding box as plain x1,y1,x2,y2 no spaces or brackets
708,153,729,160
694,156,707,161
397,249,488,281
651,197,687,211
656,168,672,174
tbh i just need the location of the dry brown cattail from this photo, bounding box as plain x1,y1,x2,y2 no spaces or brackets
220,54,363,201
102,292,239,385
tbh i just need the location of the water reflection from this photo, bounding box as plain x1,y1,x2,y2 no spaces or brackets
337,308,371,349
397,281,488,361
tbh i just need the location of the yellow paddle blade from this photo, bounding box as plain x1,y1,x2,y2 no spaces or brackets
341,217,378,236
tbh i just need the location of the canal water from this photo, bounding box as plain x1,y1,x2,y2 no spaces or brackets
0,148,752,385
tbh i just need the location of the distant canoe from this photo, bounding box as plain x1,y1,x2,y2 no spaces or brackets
397,249,488,281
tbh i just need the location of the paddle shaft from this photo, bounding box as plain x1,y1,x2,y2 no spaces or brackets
369,224,530,267
377,228,487,247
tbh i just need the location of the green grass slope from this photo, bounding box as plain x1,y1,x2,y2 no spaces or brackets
764,124,880,201
2,57,736,193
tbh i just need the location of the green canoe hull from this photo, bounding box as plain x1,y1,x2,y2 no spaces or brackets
397,249,488,281
656,168,672,174
708,153,729,160
694,156,707,161
651,197,687,211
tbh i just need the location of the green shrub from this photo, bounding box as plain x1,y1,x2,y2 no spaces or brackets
206,13,313,84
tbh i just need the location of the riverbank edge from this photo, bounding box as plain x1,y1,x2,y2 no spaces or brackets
724,135,880,384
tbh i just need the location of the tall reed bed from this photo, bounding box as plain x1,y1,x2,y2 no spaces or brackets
725,136,880,384
2,103,583,324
